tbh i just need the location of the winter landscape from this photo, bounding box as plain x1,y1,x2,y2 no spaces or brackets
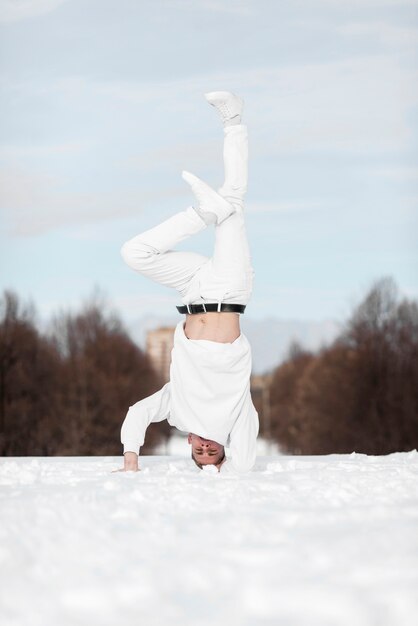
1,2,418,625
1,451,418,626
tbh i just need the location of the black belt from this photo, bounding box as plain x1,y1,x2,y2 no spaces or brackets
176,302,246,315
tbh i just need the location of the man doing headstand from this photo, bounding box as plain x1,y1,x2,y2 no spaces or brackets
117,91,259,473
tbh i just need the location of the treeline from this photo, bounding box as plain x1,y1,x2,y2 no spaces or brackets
2,278,417,458
263,278,418,455
0,291,171,456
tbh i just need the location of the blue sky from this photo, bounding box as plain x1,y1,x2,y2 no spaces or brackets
1,0,417,334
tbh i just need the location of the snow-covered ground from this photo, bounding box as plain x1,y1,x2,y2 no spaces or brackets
1,452,418,626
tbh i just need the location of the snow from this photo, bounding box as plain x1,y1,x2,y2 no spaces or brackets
1,452,418,626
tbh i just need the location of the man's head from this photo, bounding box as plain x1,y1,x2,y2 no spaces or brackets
188,434,225,470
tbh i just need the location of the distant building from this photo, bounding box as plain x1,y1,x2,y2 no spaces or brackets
146,326,175,382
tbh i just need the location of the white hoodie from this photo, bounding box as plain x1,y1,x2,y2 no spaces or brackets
121,320,259,472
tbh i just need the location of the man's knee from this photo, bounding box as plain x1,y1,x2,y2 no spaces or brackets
120,239,159,270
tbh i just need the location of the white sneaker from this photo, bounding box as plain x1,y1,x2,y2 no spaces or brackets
204,91,243,126
182,170,235,225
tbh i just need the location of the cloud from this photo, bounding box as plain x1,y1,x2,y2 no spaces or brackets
3,42,417,158
0,141,89,160
1,48,417,235
0,165,184,236
370,166,418,182
326,0,416,5
163,0,254,15
46,54,418,155
337,20,418,49
121,139,220,173
0,0,68,23
246,201,333,214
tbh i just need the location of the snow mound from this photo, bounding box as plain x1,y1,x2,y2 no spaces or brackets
0,452,417,626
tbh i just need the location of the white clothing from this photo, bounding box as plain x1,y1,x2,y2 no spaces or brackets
120,125,254,307
120,122,259,471
121,320,259,472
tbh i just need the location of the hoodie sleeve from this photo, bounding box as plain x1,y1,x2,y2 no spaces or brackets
121,382,171,454
228,398,259,473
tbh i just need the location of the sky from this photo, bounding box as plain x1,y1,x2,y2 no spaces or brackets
1,0,417,339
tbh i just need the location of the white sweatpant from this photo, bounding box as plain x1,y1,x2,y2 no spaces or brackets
121,124,255,307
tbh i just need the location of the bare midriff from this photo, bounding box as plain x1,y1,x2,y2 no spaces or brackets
184,312,241,343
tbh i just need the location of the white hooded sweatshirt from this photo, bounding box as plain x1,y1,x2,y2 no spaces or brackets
121,320,259,472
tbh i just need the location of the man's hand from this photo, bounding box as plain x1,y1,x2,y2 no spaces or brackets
111,451,140,472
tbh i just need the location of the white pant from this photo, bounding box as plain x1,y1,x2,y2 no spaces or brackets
121,124,254,307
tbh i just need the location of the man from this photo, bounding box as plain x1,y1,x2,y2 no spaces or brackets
116,91,259,473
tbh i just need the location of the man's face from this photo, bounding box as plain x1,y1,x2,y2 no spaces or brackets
188,434,225,468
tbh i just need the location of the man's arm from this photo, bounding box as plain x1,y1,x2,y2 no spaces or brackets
227,399,259,473
116,382,171,471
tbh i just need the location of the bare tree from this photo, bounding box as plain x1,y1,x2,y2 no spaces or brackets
0,290,170,456
268,278,418,455
0,291,60,455
49,297,170,455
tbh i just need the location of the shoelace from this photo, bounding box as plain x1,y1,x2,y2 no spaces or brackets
218,102,232,120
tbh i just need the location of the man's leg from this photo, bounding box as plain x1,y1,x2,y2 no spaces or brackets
121,92,253,305
212,123,252,277
218,123,248,209
197,122,253,305
120,206,210,298
181,91,253,305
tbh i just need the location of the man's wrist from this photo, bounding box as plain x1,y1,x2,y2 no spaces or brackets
124,451,139,469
